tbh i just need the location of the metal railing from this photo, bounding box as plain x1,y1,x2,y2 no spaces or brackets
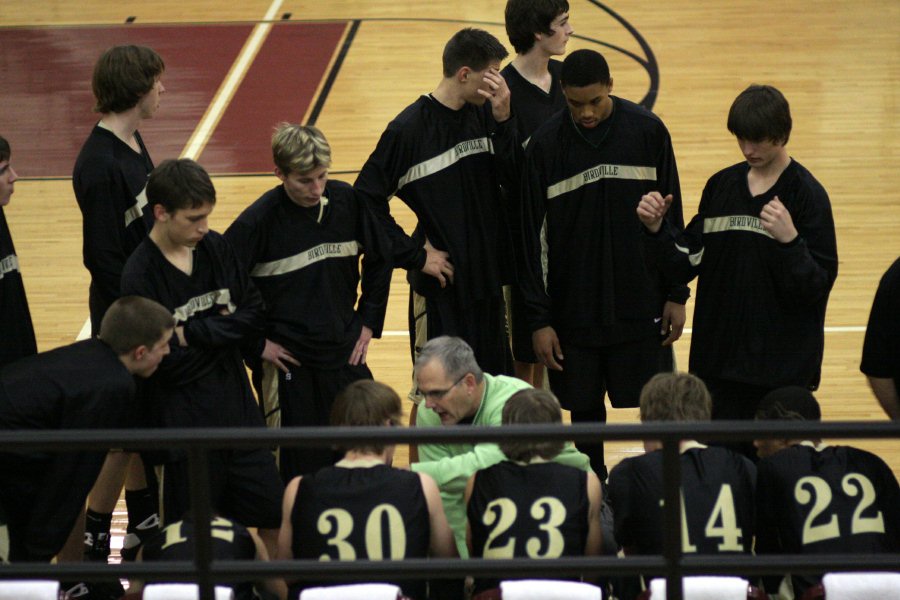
1,420,898,600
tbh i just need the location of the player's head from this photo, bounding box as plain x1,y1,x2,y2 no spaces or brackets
414,336,484,425
754,386,821,459
640,372,712,423
499,388,566,462
727,84,792,145
505,0,572,55
92,45,165,115
271,123,331,207
148,159,216,248
561,49,613,129
0,135,18,207
99,296,175,378
443,28,509,77
331,380,403,459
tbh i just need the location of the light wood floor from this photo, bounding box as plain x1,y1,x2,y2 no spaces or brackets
2,0,898,477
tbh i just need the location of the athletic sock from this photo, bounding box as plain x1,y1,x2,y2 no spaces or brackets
121,488,159,561
83,509,112,562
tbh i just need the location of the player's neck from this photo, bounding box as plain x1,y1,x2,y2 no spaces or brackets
747,150,790,192
339,450,388,466
512,52,553,93
149,225,195,274
99,110,143,153
431,79,466,110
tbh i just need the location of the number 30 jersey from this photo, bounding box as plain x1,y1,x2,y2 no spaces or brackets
756,443,900,596
467,461,589,592
290,463,430,599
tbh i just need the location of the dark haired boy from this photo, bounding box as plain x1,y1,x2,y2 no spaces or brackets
501,0,572,386
121,159,284,559
0,135,37,369
754,386,900,598
519,49,686,480
355,28,518,395
638,84,839,458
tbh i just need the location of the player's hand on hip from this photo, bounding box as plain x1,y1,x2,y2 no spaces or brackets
533,326,564,371
422,239,454,287
349,326,373,365
479,67,511,123
760,196,798,243
636,192,673,233
262,339,301,373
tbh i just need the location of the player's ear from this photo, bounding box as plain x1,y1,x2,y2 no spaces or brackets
274,167,287,183
608,77,614,93
152,203,168,221
457,66,471,83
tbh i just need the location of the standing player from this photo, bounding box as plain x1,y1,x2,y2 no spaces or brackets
502,0,573,386
0,134,37,369
0,296,174,562
355,28,517,390
637,84,838,458
607,373,756,600
121,159,284,558
225,124,391,480
860,257,900,420
466,388,602,594
519,49,687,480
277,380,458,599
72,44,167,573
754,386,900,598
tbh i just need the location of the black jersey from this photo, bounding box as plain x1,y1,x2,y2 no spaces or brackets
121,231,265,430
467,461,589,593
0,339,137,560
502,59,566,145
289,463,431,599
73,125,154,333
224,181,391,368
646,160,838,389
519,97,687,347
608,445,756,556
756,443,900,597
861,257,900,400
0,207,36,368
142,516,258,600
355,95,518,306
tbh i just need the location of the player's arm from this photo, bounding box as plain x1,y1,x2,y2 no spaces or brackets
76,174,132,304
867,377,900,420
275,476,301,562
356,195,393,338
421,472,458,558
249,528,288,600
463,474,477,557
584,471,603,557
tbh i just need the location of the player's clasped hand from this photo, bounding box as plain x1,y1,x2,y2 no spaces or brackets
759,195,798,243
479,67,511,122
636,191,674,234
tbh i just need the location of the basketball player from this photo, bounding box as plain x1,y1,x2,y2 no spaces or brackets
354,28,517,402
607,373,756,600
72,44,167,575
860,257,900,419
277,380,457,599
637,84,838,459
466,388,602,594
0,134,37,369
0,296,173,563
754,386,900,598
501,0,573,386
519,49,687,480
225,124,391,481
121,159,283,559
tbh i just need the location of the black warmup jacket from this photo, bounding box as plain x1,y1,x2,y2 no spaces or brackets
519,96,687,347
225,181,391,368
355,95,518,306
0,207,36,368
121,231,265,432
73,125,153,332
645,159,838,388
0,339,136,561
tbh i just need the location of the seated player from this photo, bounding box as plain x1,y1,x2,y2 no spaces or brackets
607,372,756,600
276,380,457,600
0,296,174,562
126,515,285,600
754,386,900,599
465,388,602,594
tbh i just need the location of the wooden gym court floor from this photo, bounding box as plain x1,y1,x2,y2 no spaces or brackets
1,0,898,498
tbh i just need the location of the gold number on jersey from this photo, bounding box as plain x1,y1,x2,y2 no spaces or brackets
794,473,883,545
160,517,235,551
662,486,741,552
318,504,408,561
482,496,568,559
